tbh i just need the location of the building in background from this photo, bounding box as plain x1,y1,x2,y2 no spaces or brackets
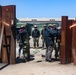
17,18,75,31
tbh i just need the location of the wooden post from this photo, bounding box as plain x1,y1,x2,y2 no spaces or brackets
60,16,73,64
72,20,76,65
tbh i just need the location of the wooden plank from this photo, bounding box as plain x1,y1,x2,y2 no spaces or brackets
0,25,4,52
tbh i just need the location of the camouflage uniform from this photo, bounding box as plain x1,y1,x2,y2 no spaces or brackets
55,27,61,59
41,29,46,49
18,25,29,59
32,25,40,48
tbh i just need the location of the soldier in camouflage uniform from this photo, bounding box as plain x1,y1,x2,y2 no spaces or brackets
55,27,61,59
32,25,40,48
18,25,29,61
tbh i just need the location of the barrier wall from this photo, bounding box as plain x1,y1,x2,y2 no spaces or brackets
0,5,16,64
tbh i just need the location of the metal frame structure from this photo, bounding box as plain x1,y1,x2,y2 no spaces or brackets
0,5,76,65
0,5,16,64
61,16,76,65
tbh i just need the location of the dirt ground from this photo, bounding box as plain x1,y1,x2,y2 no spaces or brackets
0,38,76,75
0,48,76,75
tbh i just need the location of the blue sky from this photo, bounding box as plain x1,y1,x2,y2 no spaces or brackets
0,0,76,18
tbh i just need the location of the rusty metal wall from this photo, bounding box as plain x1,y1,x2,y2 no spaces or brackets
0,5,2,59
2,5,16,64
72,20,76,65
66,20,73,63
60,16,68,64
60,16,73,64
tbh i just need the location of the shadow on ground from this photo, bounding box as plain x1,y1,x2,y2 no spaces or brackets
0,59,2,63
0,64,9,70
16,54,35,63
